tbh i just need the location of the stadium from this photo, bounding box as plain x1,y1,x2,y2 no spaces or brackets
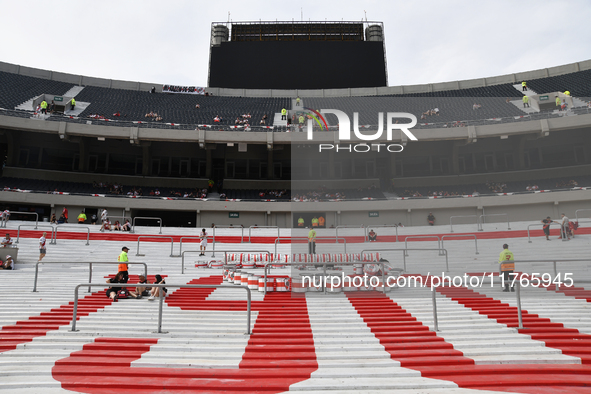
1,15,591,394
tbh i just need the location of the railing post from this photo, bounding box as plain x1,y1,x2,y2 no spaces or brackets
516,280,523,330
33,262,40,292
381,262,386,294
88,263,92,293
402,250,407,271
71,285,80,332
156,287,167,334
432,288,439,332
554,261,559,291
246,286,252,335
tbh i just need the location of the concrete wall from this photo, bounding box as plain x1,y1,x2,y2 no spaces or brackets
3,188,590,228
1,59,590,97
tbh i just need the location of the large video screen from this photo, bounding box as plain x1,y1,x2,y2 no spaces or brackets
209,41,387,89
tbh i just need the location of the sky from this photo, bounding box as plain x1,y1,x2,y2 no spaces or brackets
2,0,591,88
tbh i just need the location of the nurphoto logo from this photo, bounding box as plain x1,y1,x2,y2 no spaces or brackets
303,108,418,152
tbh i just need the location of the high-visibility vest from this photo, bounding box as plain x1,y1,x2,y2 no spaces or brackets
299,116,305,124
77,213,86,222
522,96,529,103
499,250,515,271
281,108,287,115
565,91,570,96
118,251,129,271
40,101,47,109
556,97,561,106
298,217,304,226
308,230,316,242
311,218,319,227
522,81,526,87
71,98,76,105
318,217,325,227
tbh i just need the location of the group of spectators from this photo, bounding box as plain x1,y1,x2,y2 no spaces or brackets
420,108,439,119
486,181,508,193
168,188,208,199
255,190,289,199
145,111,163,121
234,113,252,126
556,179,579,188
292,190,347,202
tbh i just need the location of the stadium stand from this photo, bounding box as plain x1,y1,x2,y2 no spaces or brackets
0,71,74,110
74,86,289,126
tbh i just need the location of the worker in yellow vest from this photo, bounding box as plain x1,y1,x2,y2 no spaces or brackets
118,246,130,283
77,211,87,224
498,244,515,292
40,100,48,114
555,96,561,108
311,217,319,227
522,95,529,108
70,97,76,110
281,108,287,120
521,81,527,91
308,228,317,254
297,217,304,227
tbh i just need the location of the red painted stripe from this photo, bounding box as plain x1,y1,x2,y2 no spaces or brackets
346,288,591,392
52,275,318,393
0,275,161,353
7,225,591,244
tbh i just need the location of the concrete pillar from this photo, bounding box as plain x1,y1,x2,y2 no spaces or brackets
142,143,151,176
206,149,212,179
267,149,273,179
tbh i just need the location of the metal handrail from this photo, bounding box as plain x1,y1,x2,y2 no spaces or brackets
431,276,522,331
175,236,204,258
136,236,174,257
274,236,347,256
213,225,244,244
527,222,561,243
70,283,251,334
364,225,399,243
336,225,364,241
33,261,148,292
441,234,478,254
575,209,591,223
53,225,91,245
131,216,162,234
1,212,39,229
478,214,510,231
16,224,56,245
262,260,389,295
404,236,442,256
502,258,591,291
181,249,271,274
449,215,479,233
360,248,449,272
247,226,279,243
